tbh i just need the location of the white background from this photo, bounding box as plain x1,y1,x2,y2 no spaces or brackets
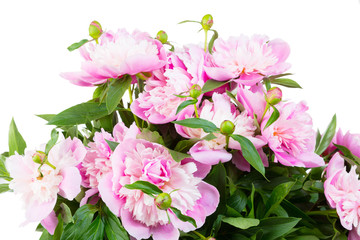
0,0,359,238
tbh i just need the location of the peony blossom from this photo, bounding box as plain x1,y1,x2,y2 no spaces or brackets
324,153,360,238
261,101,324,167
327,129,360,159
98,138,219,240
176,92,267,167
204,35,290,86
61,29,166,86
6,137,86,234
237,84,267,122
131,45,207,124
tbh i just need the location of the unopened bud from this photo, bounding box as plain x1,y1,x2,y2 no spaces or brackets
220,120,235,136
89,20,103,41
206,238,216,240
156,30,168,44
32,151,46,164
136,72,152,81
266,87,282,105
189,84,202,99
155,193,172,210
201,14,214,31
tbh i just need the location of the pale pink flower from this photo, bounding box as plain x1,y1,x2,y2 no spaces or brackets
237,84,267,122
261,101,324,167
79,123,140,205
131,45,207,124
98,139,219,240
205,35,290,86
61,29,166,86
6,137,86,234
176,92,267,167
324,153,360,238
327,129,360,158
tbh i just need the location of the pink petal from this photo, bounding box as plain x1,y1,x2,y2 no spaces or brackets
204,66,235,81
98,173,123,216
41,211,58,235
151,223,180,240
59,167,82,200
181,158,212,179
26,198,56,222
189,142,232,165
80,188,99,207
120,208,151,240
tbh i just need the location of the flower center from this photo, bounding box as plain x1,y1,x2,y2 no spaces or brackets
142,158,171,186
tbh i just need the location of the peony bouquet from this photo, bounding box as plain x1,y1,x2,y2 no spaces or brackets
1,14,360,240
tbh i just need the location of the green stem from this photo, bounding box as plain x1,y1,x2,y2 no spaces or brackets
194,104,199,118
225,135,230,150
193,231,207,240
45,160,56,170
260,103,270,123
204,30,208,52
128,86,141,128
306,209,337,216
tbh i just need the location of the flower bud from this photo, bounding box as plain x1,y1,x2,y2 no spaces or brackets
189,84,202,99
201,14,214,31
136,72,152,81
32,151,46,164
155,193,172,210
156,30,168,44
89,20,103,41
220,120,235,136
206,238,216,240
266,87,282,105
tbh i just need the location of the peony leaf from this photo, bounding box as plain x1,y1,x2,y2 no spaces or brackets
222,217,260,229
45,129,59,154
176,99,198,115
270,78,302,89
137,129,165,145
106,76,132,114
168,149,191,162
0,154,11,181
103,205,129,240
202,79,230,93
8,118,27,156
170,207,197,228
263,106,280,130
263,181,295,218
81,215,104,240
105,140,119,152
173,118,220,133
0,183,10,194
208,29,218,54
124,180,163,196
36,114,56,122
67,39,89,51
315,114,336,155
333,143,360,164
230,134,266,178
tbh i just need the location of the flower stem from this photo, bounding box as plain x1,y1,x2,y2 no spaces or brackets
45,160,56,170
128,86,141,127
193,231,207,240
306,209,337,216
225,135,230,150
260,103,270,123
204,30,208,52
194,104,199,118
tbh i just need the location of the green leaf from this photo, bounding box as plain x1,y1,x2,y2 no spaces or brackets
136,129,165,145
53,214,64,240
0,183,10,194
249,184,256,218
0,154,11,181
67,39,89,51
105,140,119,152
281,199,316,225
208,29,219,54
36,114,56,122
264,106,280,130
178,20,201,24
81,215,105,240
60,204,98,240
170,207,197,228
222,217,260,229
263,78,272,91
48,102,109,126
106,76,132,114
103,205,129,240
303,180,324,193
226,90,245,112
168,149,191,162
176,99,198,115
202,133,217,141
45,129,59,154
334,143,360,163
202,79,229,93
230,134,266,178
270,78,302,89
174,139,198,152
315,114,337,155
263,181,295,218
39,230,51,240
227,189,247,214
173,118,219,133
60,203,73,224
124,180,163,196
315,129,321,149
8,118,27,156
210,214,224,237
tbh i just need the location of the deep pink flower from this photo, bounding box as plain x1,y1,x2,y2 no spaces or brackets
7,137,86,234
61,29,167,86
98,139,219,240
262,101,324,167
204,35,290,86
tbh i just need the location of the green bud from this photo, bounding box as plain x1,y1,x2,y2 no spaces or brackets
220,120,235,136
201,14,214,31
136,72,152,81
189,84,202,99
156,30,168,44
32,151,46,164
155,193,172,210
266,87,282,105
89,20,103,42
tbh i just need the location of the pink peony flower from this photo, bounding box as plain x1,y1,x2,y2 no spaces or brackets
261,101,324,167
61,29,167,86
237,84,267,123
131,45,206,124
176,92,267,167
6,137,86,234
324,153,360,238
204,35,290,86
98,139,219,240
329,129,360,158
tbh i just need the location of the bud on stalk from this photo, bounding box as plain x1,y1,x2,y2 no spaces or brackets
89,20,103,43
156,30,168,44
266,87,282,105
155,193,172,210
